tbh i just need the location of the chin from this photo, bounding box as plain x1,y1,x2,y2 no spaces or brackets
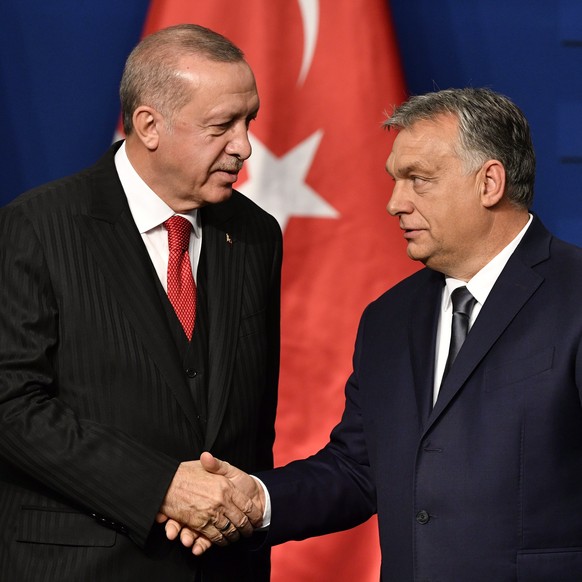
216,188,234,202
407,249,431,268
202,187,234,206
406,245,422,261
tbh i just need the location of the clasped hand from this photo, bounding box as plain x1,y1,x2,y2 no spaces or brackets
158,451,265,555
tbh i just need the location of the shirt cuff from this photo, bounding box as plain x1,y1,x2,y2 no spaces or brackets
251,475,271,529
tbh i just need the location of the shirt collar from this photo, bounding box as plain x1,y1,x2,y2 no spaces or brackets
114,141,201,237
444,213,533,309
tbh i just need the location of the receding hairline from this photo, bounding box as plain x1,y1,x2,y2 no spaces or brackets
132,23,245,64
119,24,248,135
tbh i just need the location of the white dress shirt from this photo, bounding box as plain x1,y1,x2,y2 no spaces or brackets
433,214,533,403
114,142,202,289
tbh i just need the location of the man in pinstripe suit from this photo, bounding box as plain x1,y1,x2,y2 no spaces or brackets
0,24,281,581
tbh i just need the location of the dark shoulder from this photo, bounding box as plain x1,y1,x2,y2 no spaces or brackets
202,189,282,244
549,235,582,263
366,267,440,314
228,189,279,225
2,147,117,216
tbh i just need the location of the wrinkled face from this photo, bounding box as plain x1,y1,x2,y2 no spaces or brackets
153,57,259,211
386,114,490,279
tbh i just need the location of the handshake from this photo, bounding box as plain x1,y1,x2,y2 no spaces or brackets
157,452,266,556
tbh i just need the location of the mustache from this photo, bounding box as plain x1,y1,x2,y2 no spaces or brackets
214,159,244,173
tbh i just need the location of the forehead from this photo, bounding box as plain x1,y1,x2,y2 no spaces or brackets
178,54,254,82
386,114,460,176
177,56,259,115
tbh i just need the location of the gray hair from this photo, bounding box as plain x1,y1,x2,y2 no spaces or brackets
120,24,245,135
384,88,536,208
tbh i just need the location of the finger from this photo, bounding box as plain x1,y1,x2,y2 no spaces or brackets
200,451,222,473
155,512,169,524
180,527,196,548
207,530,229,547
223,525,241,542
165,519,182,541
229,487,263,533
220,511,252,539
215,517,241,543
235,514,250,531
192,536,213,556
217,517,232,534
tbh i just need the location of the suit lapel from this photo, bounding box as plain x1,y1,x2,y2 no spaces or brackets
75,147,204,444
200,196,246,451
409,270,444,427
425,217,550,433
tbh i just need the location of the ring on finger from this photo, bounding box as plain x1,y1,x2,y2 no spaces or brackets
218,519,231,533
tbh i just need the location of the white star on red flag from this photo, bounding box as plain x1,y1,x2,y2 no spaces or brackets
239,131,339,231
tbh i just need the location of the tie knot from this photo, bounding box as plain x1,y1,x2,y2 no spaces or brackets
164,216,192,252
450,286,476,317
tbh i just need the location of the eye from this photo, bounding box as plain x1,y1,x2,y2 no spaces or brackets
211,123,231,134
411,175,430,187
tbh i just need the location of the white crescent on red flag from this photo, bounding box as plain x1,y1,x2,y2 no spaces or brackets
141,1,418,580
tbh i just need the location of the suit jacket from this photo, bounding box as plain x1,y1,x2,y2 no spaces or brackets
258,216,582,581
0,144,282,581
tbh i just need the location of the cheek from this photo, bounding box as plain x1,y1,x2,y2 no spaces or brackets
201,143,228,169
447,207,483,248
424,205,464,248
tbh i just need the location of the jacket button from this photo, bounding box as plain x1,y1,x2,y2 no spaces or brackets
185,368,198,378
416,510,430,525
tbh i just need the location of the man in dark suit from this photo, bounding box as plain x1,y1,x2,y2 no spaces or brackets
0,24,281,581
178,87,582,581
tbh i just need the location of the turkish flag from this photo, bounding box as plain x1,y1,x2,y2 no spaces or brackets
142,1,416,580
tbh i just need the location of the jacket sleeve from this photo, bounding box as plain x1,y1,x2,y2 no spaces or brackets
256,310,376,544
0,203,179,548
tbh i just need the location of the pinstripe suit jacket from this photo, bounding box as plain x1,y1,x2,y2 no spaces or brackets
0,144,282,581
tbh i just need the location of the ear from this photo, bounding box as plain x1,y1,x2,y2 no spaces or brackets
131,106,161,151
480,160,506,209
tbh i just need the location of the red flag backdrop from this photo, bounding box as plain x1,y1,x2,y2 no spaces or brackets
142,1,416,579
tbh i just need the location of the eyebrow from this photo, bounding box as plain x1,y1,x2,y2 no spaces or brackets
388,161,432,179
205,106,259,126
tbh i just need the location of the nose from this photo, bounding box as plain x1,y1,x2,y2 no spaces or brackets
225,122,252,160
386,180,412,216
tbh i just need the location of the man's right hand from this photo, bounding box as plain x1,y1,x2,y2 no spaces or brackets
158,457,263,551
200,452,265,513
158,453,266,555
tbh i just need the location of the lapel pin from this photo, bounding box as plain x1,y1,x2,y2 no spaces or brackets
226,233,233,245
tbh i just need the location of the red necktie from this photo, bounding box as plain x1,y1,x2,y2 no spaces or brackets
164,215,196,340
